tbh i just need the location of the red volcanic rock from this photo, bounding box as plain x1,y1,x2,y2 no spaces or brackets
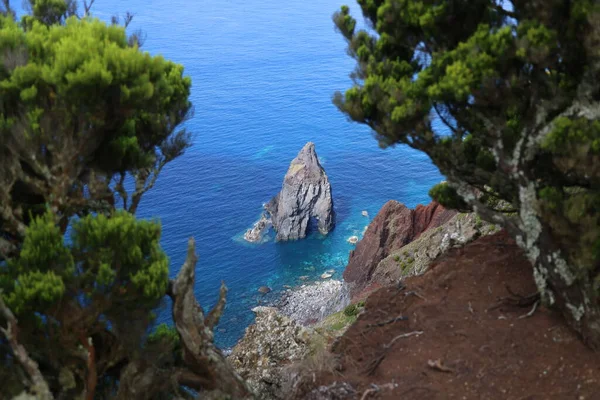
343,200,456,294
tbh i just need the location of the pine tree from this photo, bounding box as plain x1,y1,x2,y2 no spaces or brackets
333,0,600,348
0,1,251,398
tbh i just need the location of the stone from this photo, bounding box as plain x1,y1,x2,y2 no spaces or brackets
321,272,333,279
304,382,357,400
245,213,272,243
347,236,359,245
258,286,271,294
266,142,334,241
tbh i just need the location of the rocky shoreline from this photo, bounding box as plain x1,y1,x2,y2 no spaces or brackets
276,279,350,325
229,199,505,399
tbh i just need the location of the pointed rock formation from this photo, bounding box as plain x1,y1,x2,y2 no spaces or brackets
266,142,334,241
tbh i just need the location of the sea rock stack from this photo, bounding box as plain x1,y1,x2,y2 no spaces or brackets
266,142,334,241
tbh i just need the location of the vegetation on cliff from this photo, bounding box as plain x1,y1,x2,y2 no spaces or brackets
334,0,600,348
0,1,250,398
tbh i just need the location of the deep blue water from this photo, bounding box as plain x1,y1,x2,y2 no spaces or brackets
81,0,442,347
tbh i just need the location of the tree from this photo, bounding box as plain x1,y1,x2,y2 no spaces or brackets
0,1,252,398
333,0,600,348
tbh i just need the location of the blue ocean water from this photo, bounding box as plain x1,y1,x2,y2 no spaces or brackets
84,0,442,347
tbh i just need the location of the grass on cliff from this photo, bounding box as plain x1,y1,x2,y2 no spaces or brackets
315,301,365,335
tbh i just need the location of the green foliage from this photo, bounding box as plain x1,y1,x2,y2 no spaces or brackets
343,301,365,317
429,182,470,211
2,210,168,314
0,3,201,397
1,7,192,244
543,117,600,154
1,212,72,313
343,303,359,317
147,323,180,347
1,209,170,396
22,0,77,26
6,270,65,314
1,15,191,172
72,211,169,301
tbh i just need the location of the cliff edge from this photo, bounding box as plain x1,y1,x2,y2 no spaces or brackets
343,200,455,295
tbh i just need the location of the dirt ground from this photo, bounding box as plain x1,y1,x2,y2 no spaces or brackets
308,231,600,400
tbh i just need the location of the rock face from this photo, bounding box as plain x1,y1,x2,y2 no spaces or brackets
372,212,500,286
266,142,334,241
343,200,456,294
228,306,323,400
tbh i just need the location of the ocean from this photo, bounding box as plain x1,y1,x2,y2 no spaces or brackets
77,0,443,347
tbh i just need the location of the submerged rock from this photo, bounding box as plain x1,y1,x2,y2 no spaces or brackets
258,286,271,294
266,142,334,241
245,213,272,243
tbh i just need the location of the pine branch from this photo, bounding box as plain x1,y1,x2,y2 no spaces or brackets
0,294,54,400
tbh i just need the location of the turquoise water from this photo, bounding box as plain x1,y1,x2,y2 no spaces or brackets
79,0,443,347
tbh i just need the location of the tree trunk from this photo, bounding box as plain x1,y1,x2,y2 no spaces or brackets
168,238,253,398
530,225,600,349
453,179,600,349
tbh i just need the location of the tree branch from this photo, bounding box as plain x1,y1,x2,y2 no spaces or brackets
168,238,253,398
83,0,95,16
490,3,517,19
206,281,227,330
0,294,54,400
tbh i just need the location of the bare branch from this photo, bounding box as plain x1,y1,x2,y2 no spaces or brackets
0,295,54,400
168,239,252,398
206,282,227,330
0,0,15,18
366,315,408,329
384,331,423,349
83,0,95,16
123,12,134,28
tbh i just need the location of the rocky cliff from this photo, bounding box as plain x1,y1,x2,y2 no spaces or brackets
343,200,455,295
266,142,334,241
228,306,326,400
372,212,500,286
